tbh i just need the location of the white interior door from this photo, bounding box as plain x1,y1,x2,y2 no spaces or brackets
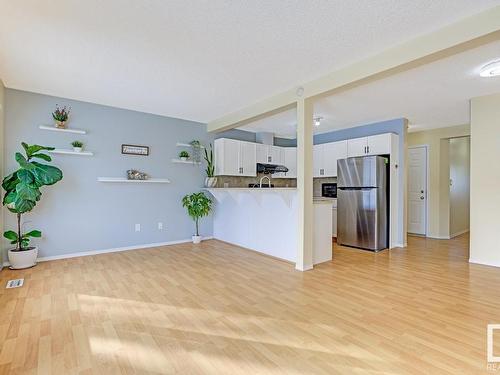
408,146,427,235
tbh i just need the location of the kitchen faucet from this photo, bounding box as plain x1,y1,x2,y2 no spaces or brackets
259,175,271,188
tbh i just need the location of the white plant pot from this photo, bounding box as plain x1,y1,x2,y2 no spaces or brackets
204,177,218,188
73,147,83,152
8,246,38,269
180,157,188,161
192,235,202,244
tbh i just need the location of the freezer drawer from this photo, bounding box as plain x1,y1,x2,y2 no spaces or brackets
337,188,387,251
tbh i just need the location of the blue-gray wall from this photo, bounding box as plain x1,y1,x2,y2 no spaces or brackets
216,128,295,147
314,118,406,146
4,89,212,258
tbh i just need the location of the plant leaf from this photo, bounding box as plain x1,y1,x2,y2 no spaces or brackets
2,172,19,191
31,153,52,162
15,152,34,170
13,195,36,213
4,230,18,241
30,162,63,186
16,182,40,201
24,230,42,238
17,169,34,184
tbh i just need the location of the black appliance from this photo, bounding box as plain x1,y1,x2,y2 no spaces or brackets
256,163,288,174
321,183,337,198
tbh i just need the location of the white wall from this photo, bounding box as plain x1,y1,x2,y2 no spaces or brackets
469,93,500,267
408,124,470,239
449,137,470,237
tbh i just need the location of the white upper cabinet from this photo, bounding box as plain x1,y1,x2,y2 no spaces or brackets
274,147,297,178
347,134,394,157
347,137,368,157
256,144,283,164
268,146,282,164
313,144,324,177
323,140,347,177
240,141,257,176
283,147,297,178
313,141,347,177
256,144,268,164
366,133,392,155
214,138,256,177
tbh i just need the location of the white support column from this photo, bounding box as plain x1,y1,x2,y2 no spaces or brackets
296,98,314,271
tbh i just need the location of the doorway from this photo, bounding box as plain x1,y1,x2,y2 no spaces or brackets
449,136,470,238
408,146,428,236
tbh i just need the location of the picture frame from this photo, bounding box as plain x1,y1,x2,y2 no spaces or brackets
121,144,149,156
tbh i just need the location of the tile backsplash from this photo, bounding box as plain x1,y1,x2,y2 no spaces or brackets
216,173,296,188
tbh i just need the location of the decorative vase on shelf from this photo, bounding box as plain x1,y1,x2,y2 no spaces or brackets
55,120,67,129
205,177,217,188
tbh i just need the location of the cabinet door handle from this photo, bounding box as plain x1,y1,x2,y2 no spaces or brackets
268,156,272,162
367,146,370,154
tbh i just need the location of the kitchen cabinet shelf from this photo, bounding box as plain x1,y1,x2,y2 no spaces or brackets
97,177,170,183
39,125,87,134
48,149,93,156
171,158,201,165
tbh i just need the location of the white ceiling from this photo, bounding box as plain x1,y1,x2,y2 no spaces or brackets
239,41,500,138
1,0,499,123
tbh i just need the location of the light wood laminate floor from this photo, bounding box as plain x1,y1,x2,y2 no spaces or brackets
1,234,499,374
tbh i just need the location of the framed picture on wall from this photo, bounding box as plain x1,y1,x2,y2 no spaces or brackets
121,144,149,156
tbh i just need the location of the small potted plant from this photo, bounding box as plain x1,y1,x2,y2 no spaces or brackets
182,192,212,244
2,143,63,269
71,140,84,152
204,143,217,187
52,105,71,128
179,150,190,161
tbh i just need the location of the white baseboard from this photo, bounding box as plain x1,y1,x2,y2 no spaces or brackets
469,258,500,268
426,235,451,240
2,236,214,267
450,229,469,238
295,264,313,272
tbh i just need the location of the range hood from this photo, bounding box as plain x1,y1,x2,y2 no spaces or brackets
257,163,289,174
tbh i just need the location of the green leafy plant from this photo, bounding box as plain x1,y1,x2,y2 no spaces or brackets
52,105,70,122
182,192,212,236
204,144,214,177
179,150,190,158
2,143,63,251
190,140,201,147
71,140,83,148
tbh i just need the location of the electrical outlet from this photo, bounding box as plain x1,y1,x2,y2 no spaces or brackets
158,222,163,230
135,224,141,232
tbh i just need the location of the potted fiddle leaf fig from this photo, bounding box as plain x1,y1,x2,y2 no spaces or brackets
2,143,63,269
182,192,212,244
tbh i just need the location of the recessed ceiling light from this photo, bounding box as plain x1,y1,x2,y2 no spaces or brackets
479,60,500,77
314,117,322,127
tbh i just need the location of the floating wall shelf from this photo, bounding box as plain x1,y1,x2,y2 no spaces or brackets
97,177,170,183
39,125,87,134
48,149,93,156
171,158,201,165
176,142,205,149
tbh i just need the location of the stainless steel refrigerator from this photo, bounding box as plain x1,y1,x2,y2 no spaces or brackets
337,156,388,251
